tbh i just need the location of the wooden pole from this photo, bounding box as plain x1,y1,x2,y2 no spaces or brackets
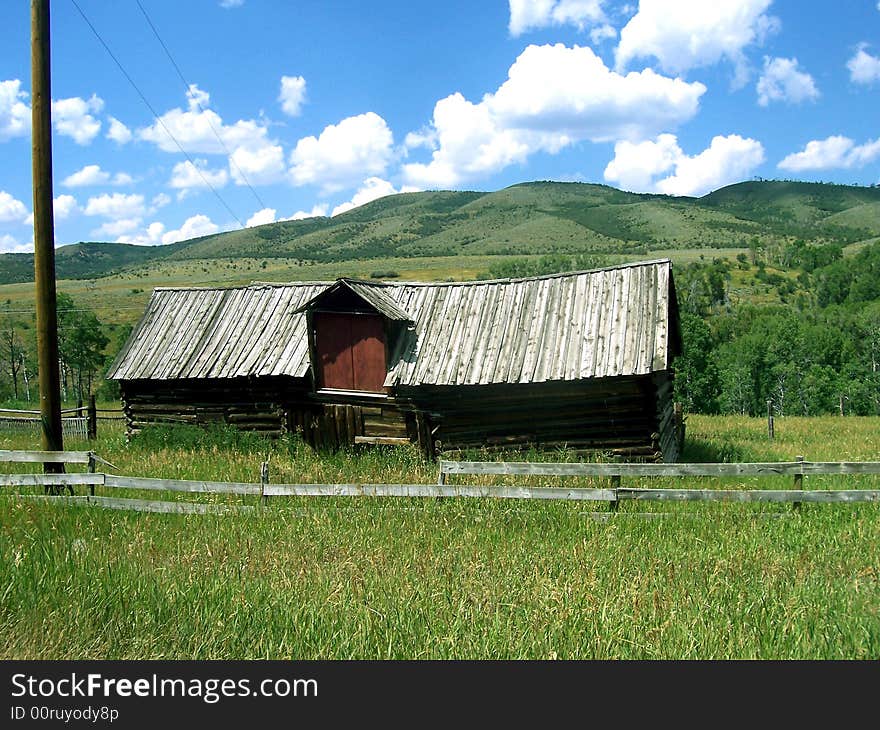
766,400,774,440
31,0,64,475
260,458,269,506
87,394,97,440
793,454,804,511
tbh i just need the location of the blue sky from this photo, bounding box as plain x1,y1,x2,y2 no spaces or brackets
1,0,879,254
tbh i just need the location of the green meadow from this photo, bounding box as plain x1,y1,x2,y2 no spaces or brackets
1,415,877,659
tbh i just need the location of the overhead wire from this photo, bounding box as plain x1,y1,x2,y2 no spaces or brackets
68,0,245,228
134,0,267,210
3,307,149,314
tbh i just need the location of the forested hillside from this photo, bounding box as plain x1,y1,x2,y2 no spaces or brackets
673,240,880,416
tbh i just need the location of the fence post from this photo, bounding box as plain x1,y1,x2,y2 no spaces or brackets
766,400,774,440
87,451,96,498
610,474,620,512
87,395,97,440
793,455,804,510
260,459,270,506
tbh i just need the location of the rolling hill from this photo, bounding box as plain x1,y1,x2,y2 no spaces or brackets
2,180,878,285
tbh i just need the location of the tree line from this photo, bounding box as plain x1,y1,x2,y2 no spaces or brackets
673,241,880,416
1,293,112,405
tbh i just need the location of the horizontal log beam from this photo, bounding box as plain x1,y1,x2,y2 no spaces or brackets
354,436,411,445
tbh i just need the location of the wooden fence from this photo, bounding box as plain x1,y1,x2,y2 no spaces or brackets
438,458,880,508
0,401,124,440
2,451,879,514
0,409,89,438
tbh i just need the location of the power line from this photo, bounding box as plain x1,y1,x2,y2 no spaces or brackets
3,306,148,314
68,0,245,228
135,0,267,211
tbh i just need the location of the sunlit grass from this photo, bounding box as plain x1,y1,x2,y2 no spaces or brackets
0,415,878,659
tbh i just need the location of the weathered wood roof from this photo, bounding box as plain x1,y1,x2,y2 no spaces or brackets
107,259,680,386
293,279,414,322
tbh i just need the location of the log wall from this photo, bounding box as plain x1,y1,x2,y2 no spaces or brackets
120,371,681,462
120,377,303,439
403,373,678,461
120,378,415,451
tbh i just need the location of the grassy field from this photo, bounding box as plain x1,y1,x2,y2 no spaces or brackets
1,415,878,659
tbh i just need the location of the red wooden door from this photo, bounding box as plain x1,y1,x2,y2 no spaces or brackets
314,312,386,392
314,312,354,390
351,314,387,392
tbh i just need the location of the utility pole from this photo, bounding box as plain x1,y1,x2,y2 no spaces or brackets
31,0,64,471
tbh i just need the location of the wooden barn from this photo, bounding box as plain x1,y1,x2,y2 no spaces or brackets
106,259,683,461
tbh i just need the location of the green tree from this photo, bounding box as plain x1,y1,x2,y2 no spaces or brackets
673,313,719,413
57,293,109,402
1,315,27,400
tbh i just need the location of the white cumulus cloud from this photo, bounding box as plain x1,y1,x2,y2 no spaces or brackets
116,222,166,246
847,45,880,85
62,164,133,188
51,94,103,145
615,0,779,86
94,218,142,238
139,84,273,155
106,116,133,144
169,159,229,193
279,75,307,117
0,233,32,254
53,194,78,220
83,193,146,219
0,191,29,223
283,204,329,221
604,133,765,197
289,112,395,191
508,0,607,36
161,214,219,244
139,84,283,191
245,208,276,227
403,43,705,189
778,136,880,171
331,177,419,216
229,142,285,185
151,193,172,209
114,213,223,246
756,57,819,106
0,79,31,141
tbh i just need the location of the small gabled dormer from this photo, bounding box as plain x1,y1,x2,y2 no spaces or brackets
294,279,414,396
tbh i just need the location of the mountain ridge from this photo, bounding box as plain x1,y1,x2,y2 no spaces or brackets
2,179,877,285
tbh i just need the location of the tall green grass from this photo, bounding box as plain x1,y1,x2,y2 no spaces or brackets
1,416,878,659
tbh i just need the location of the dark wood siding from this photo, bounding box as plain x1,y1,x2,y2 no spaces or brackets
314,311,387,392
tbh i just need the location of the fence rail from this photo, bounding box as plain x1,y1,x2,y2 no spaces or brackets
2,451,879,514
0,415,89,438
438,460,880,478
0,403,124,437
